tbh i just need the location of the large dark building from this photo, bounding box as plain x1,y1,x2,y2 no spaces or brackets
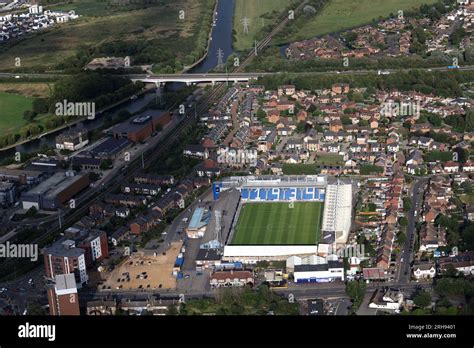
0,181,16,206
0,169,42,186
21,171,90,210
108,111,171,143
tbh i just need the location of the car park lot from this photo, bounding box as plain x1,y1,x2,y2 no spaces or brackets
100,242,183,292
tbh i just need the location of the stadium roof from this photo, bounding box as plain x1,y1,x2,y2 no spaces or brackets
188,207,211,230
218,175,327,189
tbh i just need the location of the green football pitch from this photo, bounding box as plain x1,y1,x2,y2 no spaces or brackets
231,202,323,245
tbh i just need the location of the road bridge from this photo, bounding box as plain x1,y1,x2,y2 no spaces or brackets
129,73,265,85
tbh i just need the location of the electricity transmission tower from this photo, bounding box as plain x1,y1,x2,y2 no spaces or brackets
241,17,250,35
216,48,224,70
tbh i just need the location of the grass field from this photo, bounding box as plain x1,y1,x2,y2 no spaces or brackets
233,0,293,51
316,154,344,165
231,202,323,245
282,163,319,175
0,83,52,98
0,92,34,133
0,0,210,71
279,0,438,43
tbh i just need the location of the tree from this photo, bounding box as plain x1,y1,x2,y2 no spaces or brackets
89,172,100,181
23,110,38,122
296,121,306,133
441,264,459,278
343,31,358,46
460,181,472,194
32,98,50,114
465,110,474,132
256,108,267,121
26,301,47,315
167,304,179,315
100,158,113,170
398,217,408,227
341,115,352,125
414,291,431,308
345,280,366,312
25,206,37,218
403,197,412,211
397,231,407,245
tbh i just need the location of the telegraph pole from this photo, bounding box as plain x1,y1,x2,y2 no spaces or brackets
57,208,62,229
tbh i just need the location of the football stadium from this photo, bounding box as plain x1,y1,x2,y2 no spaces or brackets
231,202,323,245
211,175,353,262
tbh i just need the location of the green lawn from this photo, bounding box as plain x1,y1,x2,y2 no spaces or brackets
280,0,438,42
231,202,322,245
460,193,474,205
0,92,33,133
0,0,211,71
316,154,344,165
282,163,319,175
233,0,293,51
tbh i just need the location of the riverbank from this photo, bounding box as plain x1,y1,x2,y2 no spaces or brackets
183,0,219,73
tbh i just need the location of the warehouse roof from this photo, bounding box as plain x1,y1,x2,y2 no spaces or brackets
23,172,87,198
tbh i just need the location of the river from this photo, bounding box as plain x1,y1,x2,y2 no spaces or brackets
189,0,235,74
0,0,236,158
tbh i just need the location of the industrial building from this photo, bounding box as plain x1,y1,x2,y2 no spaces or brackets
21,171,90,210
293,260,345,283
56,128,89,151
87,137,131,159
0,168,42,186
108,111,171,143
195,248,222,270
72,157,101,171
0,181,16,206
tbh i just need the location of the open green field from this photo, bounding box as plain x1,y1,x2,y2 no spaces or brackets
316,154,344,165
233,0,293,51
0,0,212,71
0,92,33,133
231,202,323,245
282,163,319,175
280,0,438,42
